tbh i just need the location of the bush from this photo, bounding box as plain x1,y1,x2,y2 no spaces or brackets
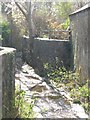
43,63,79,84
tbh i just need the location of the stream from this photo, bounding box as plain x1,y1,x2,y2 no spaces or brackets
15,59,88,119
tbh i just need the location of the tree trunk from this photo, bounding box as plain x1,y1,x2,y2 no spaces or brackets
28,1,34,65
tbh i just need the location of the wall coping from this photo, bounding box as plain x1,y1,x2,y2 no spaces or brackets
0,47,16,56
70,3,90,16
34,38,69,42
23,36,69,42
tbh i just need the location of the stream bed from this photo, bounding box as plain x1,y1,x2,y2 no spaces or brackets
15,63,88,119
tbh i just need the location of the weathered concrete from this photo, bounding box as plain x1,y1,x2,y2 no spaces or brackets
0,47,16,118
22,37,73,76
70,3,90,82
22,36,31,63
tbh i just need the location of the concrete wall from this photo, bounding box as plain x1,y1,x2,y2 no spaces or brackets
22,37,73,76
70,4,90,82
22,36,31,63
0,47,16,118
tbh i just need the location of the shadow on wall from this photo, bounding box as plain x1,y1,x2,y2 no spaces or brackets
22,37,74,76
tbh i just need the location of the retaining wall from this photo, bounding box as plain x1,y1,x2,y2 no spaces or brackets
22,37,73,76
0,47,16,118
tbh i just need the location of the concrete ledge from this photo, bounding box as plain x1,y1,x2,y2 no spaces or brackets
0,47,16,56
70,3,90,16
35,37,69,42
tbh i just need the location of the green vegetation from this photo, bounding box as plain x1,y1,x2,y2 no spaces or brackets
44,63,89,113
0,21,11,41
15,86,35,118
70,82,89,112
61,18,70,30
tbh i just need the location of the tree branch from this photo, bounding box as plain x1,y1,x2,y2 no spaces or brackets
15,2,28,21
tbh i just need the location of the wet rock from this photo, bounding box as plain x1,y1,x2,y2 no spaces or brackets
30,85,47,92
44,91,61,100
33,106,41,113
71,104,88,119
22,64,42,80
30,82,51,92
34,113,43,118
22,64,33,71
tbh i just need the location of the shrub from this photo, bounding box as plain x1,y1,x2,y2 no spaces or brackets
43,63,89,113
0,21,11,41
15,86,35,118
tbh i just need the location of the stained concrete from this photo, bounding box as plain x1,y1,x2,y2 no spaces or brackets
0,47,16,118
70,3,90,82
22,37,73,76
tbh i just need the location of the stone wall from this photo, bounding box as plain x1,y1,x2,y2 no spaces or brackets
0,47,16,118
22,37,73,76
70,4,90,82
